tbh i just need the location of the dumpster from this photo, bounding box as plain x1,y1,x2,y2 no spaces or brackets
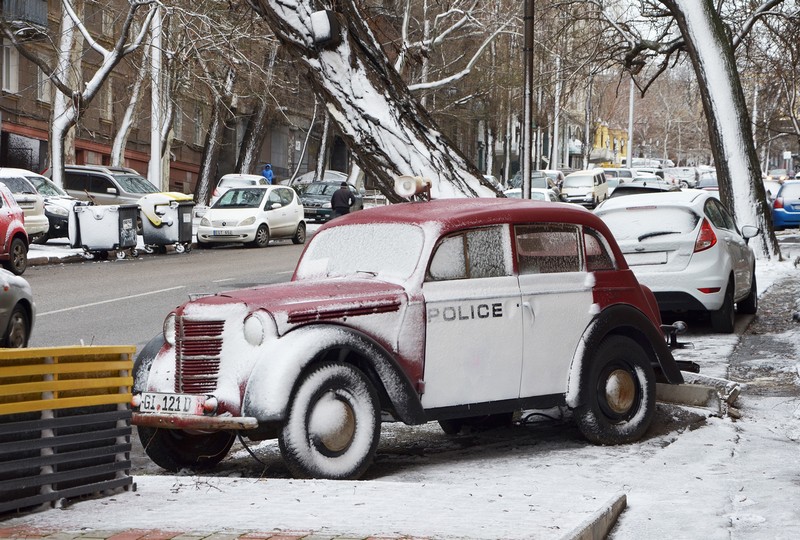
139,192,195,254
68,203,139,260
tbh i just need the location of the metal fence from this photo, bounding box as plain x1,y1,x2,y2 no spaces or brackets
0,346,135,515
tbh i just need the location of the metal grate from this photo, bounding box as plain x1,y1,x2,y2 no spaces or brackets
175,318,224,394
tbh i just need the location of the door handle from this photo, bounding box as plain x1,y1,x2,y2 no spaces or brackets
522,301,535,325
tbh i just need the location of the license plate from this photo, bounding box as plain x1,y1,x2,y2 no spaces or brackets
213,229,235,236
140,392,205,415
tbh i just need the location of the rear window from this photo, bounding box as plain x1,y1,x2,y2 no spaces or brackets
778,183,800,199
0,177,36,194
598,206,699,242
219,177,264,188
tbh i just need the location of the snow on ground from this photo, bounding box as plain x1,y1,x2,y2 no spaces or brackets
12,235,800,539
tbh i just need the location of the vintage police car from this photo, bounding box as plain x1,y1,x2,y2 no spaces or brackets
132,198,688,480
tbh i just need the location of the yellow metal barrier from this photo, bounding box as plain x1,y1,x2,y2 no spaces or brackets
0,345,136,515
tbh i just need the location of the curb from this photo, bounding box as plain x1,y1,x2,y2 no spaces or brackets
560,492,627,540
27,255,86,267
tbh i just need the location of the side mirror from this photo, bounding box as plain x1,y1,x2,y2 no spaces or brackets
740,225,760,243
106,187,118,195
270,202,282,210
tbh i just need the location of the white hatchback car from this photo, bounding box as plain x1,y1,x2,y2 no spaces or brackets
197,185,305,248
595,190,759,333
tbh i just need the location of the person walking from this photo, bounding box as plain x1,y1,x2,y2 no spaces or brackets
330,182,355,218
261,164,273,184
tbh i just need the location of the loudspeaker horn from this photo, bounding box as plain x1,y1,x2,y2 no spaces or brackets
394,175,431,198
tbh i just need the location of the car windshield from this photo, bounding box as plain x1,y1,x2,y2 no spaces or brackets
599,206,699,242
0,177,36,194
304,183,341,196
295,223,425,282
115,174,160,194
27,176,67,197
563,174,593,188
215,188,266,208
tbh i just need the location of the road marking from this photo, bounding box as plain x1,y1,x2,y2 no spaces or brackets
212,278,235,283
38,286,186,316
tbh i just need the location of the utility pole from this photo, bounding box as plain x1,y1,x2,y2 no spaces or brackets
522,0,535,199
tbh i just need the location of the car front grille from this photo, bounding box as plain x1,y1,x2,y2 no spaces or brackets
304,201,323,208
175,317,224,394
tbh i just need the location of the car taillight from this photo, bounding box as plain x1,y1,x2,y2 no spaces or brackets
694,218,717,253
773,197,784,209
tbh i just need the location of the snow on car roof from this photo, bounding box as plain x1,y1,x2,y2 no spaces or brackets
596,189,709,212
325,198,600,231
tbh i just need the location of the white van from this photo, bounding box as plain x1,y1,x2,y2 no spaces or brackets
561,169,609,208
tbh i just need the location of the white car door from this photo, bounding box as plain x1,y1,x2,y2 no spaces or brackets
263,188,292,236
515,224,594,397
706,199,752,299
421,225,524,409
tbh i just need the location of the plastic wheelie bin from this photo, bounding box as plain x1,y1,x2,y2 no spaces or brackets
68,203,139,260
138,192,195,254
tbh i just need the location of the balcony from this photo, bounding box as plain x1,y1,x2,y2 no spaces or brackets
2,0,48,38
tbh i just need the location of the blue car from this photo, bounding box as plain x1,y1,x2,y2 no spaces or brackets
772,180,800,230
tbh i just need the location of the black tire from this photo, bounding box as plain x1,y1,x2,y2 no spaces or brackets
137,426,235,472
2,304,29,348
574,335,655,445
737,271,758,315
279,362,381,480
251,224,270,248
292,222,306,245
439,412,514,435
32,232,50,245
710,278,735,333
3,237,27,276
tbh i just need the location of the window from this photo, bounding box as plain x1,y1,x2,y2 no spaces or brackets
37,68,52,102
514,224,581,274
88,175,115,194
584,228,616,271
706,198,737,232
277,188,294,206
427,226,511,281
266,189,283,209
2,39,19,93
64,173,89,191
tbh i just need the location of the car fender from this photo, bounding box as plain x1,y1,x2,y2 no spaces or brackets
133,333,166,393
565,304,683,409
241,324,425,425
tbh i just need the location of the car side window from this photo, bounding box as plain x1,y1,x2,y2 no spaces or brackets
64,173,88,191
584,228,617,271
277,188,294,206
514,224,581,274
89,174,114,194
427,226,511,281
704,199,728,230
266,189,283,209
712,199,738,232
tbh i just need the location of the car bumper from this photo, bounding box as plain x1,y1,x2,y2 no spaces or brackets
772,208,800,228
23,215,50,237
628,258,731,312
196,224,259,243
45,213,69,238
303,208,332,221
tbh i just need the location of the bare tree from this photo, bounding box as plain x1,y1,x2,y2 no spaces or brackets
0,0,156,187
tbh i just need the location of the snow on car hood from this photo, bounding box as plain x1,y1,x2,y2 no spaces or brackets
186,277,408,331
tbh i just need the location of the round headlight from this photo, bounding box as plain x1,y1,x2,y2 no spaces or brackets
163,313,177,345
243,312,275,346
200,216,211,227
239,216,256,226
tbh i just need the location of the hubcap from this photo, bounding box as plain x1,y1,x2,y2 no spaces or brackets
604,369,636,414
309,391,356,454
6,313,26,348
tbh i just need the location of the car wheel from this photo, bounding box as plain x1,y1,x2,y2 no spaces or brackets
137,426,235,472
2,304,29,348
574,335,655,445
279,362,380,480
292,222,306,245
32,232,50,245
710,277,735,333
2,238,28,276
251,224,270,248
737,271,758,315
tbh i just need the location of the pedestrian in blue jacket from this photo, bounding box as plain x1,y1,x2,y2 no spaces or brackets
262,164,273,184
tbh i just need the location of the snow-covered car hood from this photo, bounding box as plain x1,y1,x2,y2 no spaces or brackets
203,208,259,222
183,277,408,331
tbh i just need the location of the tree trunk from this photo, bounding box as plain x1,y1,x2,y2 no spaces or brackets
252,0,496,201
194,99,228,205
236,100,270,175
661,0,780,258
112,48,149,167
315,110,330,180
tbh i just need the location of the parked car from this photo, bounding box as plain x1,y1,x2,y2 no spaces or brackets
0,184,29,276
0,168,50,241
132,197,689,480
595,189,759,333
771,180,800,230
19,171,78,243
664,167,699,188
0,268,34,347
285,169,351,188
62,164,159,206
508,171,564,199
299,181,363,222
196,185,305,248
763,179,783,204
599,167,637,183
503,187,560,201
208,173,269,207
561,169,608,208
697,171,719,195
766,169,790,183
607,178,680,198
539,169,566,189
